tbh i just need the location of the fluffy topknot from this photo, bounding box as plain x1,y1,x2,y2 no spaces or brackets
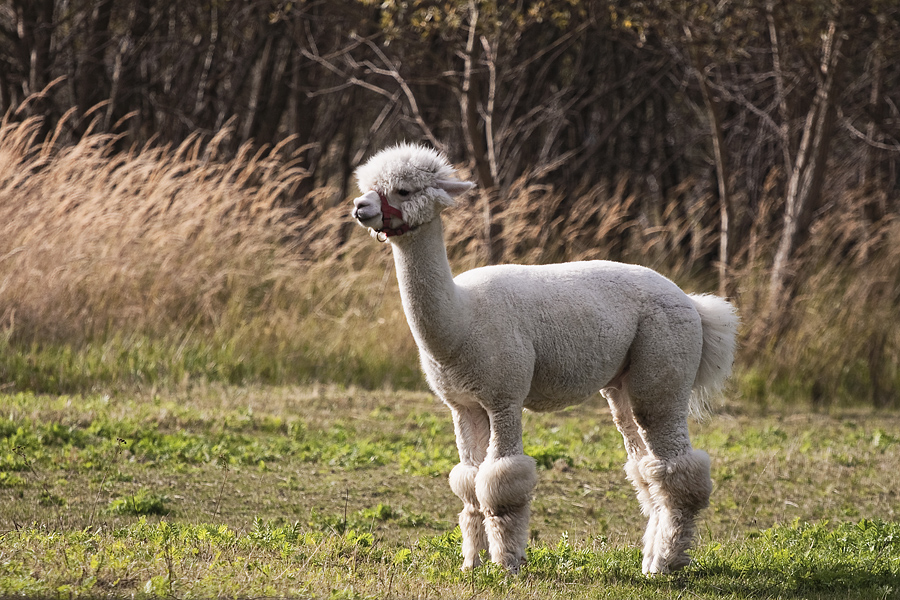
355,143,457,195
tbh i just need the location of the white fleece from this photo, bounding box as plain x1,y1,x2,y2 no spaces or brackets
352,143,739,574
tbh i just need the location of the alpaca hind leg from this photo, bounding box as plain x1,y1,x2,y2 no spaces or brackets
634,420,712,574
626,308,709,574
475,406,537,573
448,404,490,569
603,387,658,573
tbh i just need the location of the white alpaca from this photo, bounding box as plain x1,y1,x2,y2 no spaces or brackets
351,144,738,575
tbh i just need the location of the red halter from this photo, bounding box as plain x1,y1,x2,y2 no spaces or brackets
376,191,411,239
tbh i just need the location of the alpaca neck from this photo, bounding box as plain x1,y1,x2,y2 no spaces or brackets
390,217,465,360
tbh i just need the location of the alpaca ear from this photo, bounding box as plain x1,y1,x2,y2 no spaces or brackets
436,179,475,198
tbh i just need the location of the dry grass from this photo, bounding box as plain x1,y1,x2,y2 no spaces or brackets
0,114,896,404
443,175,718,281
751,191,900,407
0,115,302,341
0,115,417,390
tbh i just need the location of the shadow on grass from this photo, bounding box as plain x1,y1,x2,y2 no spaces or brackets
494,521,900,600
681,563,900,599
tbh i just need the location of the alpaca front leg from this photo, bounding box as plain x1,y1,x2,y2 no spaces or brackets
449,463,489,568
471,406,537,573
475,454,537,572
448,404,490,569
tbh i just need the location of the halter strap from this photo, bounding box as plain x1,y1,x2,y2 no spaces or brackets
376,191,411,238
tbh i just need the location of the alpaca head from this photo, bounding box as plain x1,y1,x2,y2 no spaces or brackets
352,143,474,238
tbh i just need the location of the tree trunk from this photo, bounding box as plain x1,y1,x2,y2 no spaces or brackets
76,0,115,121
695,62,732,298
766,19,844,326
861,17,886,194
684,23,733,297
13,0,55,129
460,1,501,264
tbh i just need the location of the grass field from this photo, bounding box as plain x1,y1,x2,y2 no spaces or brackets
1,113,899,599
2,386,899,599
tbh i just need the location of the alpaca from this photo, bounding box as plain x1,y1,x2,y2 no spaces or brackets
351,143,738,575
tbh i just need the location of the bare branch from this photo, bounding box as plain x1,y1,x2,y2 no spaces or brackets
350,33,442,151
766,0,793,167
839,110,900,152
298,40,396,101
479,35,498,183
353,90,402,165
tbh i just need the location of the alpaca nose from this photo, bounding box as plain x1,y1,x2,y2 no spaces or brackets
352,190,381,222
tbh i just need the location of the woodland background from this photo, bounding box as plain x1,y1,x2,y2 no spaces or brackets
0,0,898,407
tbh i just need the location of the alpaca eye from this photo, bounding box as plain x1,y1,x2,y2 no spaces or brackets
397,189,411,197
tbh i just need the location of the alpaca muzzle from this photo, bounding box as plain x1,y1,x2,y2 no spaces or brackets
353,189,411,240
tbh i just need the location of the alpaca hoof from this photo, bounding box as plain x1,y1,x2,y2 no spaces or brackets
643,553,691,575
643,559,668,576
498,553,526,575
641,552,657,575
667,553,692,572
643,550,666,575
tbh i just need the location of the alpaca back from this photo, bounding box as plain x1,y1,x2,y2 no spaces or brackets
687,294,739,417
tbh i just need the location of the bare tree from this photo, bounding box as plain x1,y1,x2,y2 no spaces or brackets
766,10,846,324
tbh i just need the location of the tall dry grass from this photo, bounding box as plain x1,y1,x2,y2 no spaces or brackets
0,115,418,390
0,116,297,341
0,114,896,404
747,189,900,408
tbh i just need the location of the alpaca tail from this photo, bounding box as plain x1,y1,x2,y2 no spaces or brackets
687,294,739,417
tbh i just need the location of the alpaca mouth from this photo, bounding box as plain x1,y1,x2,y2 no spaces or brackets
352,189,411,238
352,207,382,227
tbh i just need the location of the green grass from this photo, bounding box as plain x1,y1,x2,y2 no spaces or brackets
0,325,427,396
3,519,898,599
1,387,900,598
